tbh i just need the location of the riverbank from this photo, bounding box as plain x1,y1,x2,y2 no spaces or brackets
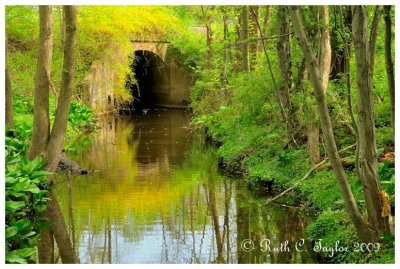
5,96,97,263
195,115,394,264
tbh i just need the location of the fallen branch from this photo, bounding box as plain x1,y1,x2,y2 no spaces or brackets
316,151,395,171
315,156,355,171
261,143,356,206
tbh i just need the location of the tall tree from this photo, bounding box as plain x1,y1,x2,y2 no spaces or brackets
241,6,250,72
249,5,260,67
276,6,298,147
27,6,54,160
44,6,78,172
383,5,395,129
352,6,391,238
221,14,229,85
5,36,14,135
289,5,374,242
202,6,213,70
262,6,272,40
369,6,382,77
338,6,360,177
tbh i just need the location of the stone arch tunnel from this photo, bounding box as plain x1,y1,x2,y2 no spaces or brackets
86,40,192,113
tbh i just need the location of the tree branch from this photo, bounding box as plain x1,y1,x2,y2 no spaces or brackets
262,143,356,206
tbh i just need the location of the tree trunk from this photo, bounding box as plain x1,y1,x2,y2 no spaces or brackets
352,6,391,238
369,6,382,78
27,6,53,160
262,6,272,40
338,6,360,177
369,6,381,78
38,229,54,263
383,5,395,129
308,120,320,163
234,23,241,73
241,6,250,72
221,15,228,85
206,23,213,69
289,5,375,243
276,6,292,109
249,5,259,67
5,36,14,134
318,7,331,89
59,5,65,52
277,6,298,147
202,6,213,70
44,6,78,173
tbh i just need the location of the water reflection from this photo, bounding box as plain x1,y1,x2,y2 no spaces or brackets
52,109,316,264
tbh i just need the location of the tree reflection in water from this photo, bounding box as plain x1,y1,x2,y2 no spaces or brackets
51,110,316,264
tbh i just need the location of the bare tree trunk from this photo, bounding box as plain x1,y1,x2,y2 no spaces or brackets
202,6,213,70
262,6,272,40
352,6,391,238
5,36,14,134
276,6,292,109
249,5,259,67
276,6,298,147
338,6,360,177
44,6,78,172
206,23,213,69
59,5,65,52
318,7,331,90
38,229,54,263
27,6,53,160
241,6,250,72
369,6,382,77
383,5,395,129
308,120,320,163
234,16,242,73
221,15,228,85
289,5,374,242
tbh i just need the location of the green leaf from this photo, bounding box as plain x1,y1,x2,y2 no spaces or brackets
6,252,27,264
21,231,36,239
25,187,41,194
6,226,18,238
33,190,48,198
7,191,26,198
5,177,18,185
6,158,21,165
11,218,32,233
5,201,26,211
31,170,52,179
13,248,36,258
12,179,31,192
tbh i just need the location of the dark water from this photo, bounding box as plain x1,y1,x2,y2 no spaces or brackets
53,109,316,264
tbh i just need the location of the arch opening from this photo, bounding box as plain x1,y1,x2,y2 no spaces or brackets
125,50,169,111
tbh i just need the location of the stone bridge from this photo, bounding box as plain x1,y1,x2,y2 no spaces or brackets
85,40,192,113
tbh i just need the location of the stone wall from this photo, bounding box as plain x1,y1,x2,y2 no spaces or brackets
84,42,192,112
84,61,115,114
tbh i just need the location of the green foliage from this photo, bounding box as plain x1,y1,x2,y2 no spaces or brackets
13,95,34,114
5,132,51,264
299,170,363,211
306,210,361,263
306,210,394,263
379,162,395,198
68,101,97,131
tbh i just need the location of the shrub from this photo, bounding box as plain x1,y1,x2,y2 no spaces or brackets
5,132,51,264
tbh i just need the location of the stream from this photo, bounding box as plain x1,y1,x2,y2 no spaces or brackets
53,109,316,264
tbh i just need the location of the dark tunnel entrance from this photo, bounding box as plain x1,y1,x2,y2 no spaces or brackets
125,50,168,112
